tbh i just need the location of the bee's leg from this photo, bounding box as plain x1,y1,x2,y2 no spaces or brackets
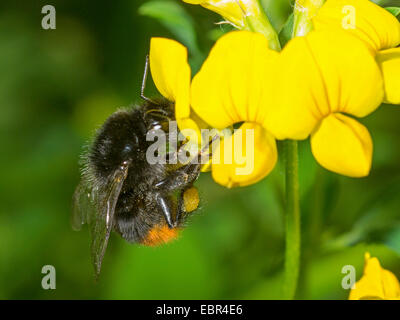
155,133,218,192
155,193,175,228
175,188,187,226
154,162,201,192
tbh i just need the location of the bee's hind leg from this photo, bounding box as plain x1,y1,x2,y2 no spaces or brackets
155,193,175,229
175,187,188,227
156,191,190,228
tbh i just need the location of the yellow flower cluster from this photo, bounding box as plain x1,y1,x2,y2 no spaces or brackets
148,0,400,187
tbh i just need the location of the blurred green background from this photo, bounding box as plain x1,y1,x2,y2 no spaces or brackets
1,0,400,300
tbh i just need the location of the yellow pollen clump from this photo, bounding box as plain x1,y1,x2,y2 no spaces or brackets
183,187,200,212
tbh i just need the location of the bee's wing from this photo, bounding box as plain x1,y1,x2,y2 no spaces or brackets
89,166,128,277
71,164,129,278
71,182,93,231
90,164,129,278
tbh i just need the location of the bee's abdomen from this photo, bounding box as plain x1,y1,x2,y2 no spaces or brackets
141,224,179,246
114,194,166,244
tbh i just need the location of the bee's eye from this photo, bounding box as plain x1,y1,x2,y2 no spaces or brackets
121,134,139,156
150,122,162,131
122,144,132,154
149,121,169,133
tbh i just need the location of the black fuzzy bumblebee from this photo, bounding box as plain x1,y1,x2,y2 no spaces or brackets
72,58,204,277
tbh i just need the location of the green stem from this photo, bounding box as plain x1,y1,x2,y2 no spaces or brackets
243,0,281,51
283,140,301,299
281,0,326,300
292,0,326,37
244,0,327,300
246,13,281,51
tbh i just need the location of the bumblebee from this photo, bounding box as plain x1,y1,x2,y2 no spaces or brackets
72,58,203,277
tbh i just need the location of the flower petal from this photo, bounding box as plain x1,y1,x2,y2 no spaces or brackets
265,30,384,140
349,253,400,300
150,37,189,105
191,31,279,130
311,113,372,177
349,253,385,300
382,269,400,299
149,38,199,139
211,122,277,187
313,0,400,52
183,0,244,26
376,48,400,105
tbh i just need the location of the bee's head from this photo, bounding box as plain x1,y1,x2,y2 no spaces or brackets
142,98,174,133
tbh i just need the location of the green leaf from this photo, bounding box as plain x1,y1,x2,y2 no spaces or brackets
278,14,293,47
138,0,201,56
385,7,400,17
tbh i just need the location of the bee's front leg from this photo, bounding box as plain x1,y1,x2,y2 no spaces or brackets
154,162,201,192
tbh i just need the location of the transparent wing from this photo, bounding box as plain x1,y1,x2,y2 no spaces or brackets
71,182,93,231
72,163,129,278
90,164,129,278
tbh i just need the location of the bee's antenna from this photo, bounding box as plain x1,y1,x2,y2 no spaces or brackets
200,132,220,155
141,55,157,105
195,131,220,168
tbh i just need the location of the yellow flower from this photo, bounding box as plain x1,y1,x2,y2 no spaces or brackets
191,31,279,187
149,37,201,143
264,30,384,177
377,48,400,105
312,0,400,104
182,0,265,28
349,253,400,300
